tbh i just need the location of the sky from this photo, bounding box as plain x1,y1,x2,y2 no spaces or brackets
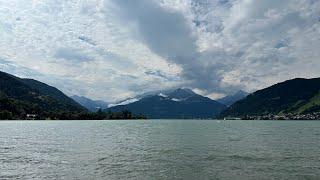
0,0,320,102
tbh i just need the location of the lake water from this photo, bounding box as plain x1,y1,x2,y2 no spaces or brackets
1,120,320,180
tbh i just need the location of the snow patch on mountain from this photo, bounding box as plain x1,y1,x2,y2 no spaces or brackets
158,93,168,97
108,98,139,108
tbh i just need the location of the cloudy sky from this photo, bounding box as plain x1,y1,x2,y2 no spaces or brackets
0,0,320,102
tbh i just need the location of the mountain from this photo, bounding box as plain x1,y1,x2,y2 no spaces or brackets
71,95,108,112
221,78,320,117
0,71,86,118
217,90,249,106
21,79,85,110
167,88,196,99
107,88,179,108
106,88,227,119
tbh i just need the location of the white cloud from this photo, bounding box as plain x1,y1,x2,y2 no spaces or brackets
0,0,319,101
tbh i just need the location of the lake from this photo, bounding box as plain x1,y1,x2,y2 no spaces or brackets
1,120,320,179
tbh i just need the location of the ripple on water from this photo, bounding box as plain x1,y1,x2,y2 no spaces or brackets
1,120,320,179
97,157,109,162
228,136,242,141
1,156,44,165
1,146,15,150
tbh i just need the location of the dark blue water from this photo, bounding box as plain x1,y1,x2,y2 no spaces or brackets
1,120,320,179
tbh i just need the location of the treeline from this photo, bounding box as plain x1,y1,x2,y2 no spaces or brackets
0,110,147,120
0,97,146,120
42,109,147,120
0,109,146,120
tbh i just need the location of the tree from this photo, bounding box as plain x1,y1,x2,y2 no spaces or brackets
0,110,13,120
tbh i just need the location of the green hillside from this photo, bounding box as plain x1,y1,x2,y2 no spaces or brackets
221,78,320,117
0,71,86,119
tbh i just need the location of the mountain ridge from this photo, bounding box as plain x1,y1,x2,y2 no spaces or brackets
71,95,108,112
0,71,86,119
221,77,320,117
106,88,227,119
217,90,249,106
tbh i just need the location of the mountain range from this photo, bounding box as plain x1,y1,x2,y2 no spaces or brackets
106,88,227,119
221,77,320,117
2,70,320,120
71,95,108,112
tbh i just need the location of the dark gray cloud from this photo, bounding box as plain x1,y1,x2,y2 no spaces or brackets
108,0,233,93
109,0,197,59
107,0,320,95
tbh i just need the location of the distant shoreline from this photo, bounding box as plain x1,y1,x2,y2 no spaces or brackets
1,119,320,121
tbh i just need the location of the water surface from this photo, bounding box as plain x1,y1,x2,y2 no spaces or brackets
1,120,320,179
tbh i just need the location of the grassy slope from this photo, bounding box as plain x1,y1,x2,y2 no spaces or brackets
221,78,320,117
296,91,320,114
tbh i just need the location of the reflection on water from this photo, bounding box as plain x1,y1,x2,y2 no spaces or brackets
0,120,320,179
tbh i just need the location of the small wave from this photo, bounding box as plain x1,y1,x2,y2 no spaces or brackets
2,156,44,165
158,149,178,154
204,154,267,162
228,137,242,141
0,175,21,179
281,156,307,160
13,137,26,140
97,157,108,162
228,154,269,162
1,146,15,150
204,155,219,161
